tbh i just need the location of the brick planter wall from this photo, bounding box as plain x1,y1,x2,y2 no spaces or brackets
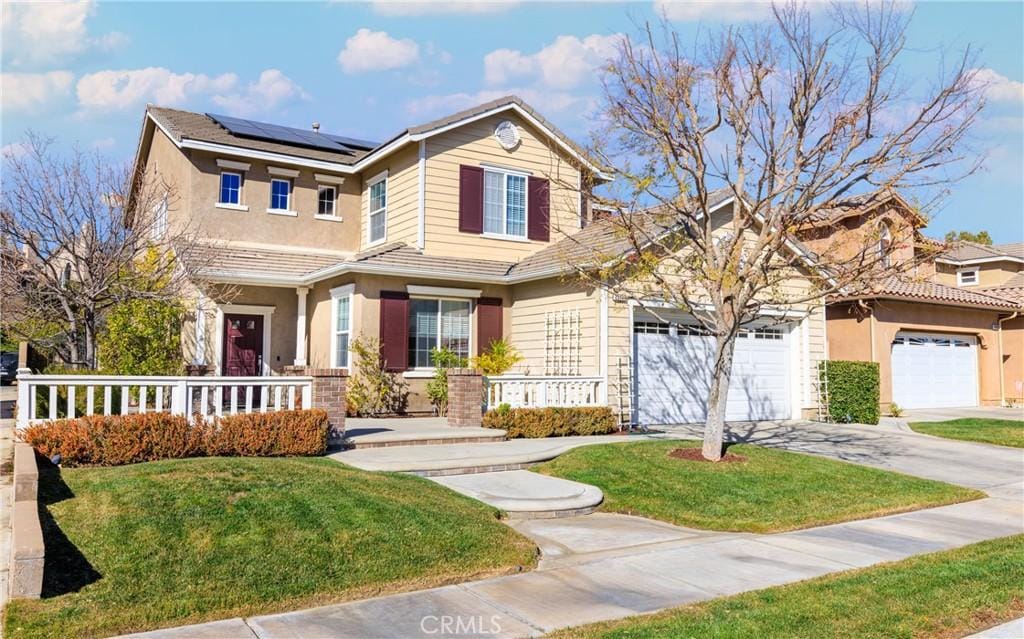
284,367,348,446
447,368,484,428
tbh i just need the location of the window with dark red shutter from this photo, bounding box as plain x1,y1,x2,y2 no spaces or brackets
459,165,484,233
528,176,550,241
378,291,409,371
476,297,503,356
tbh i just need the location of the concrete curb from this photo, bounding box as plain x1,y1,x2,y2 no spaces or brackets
9,443,43,599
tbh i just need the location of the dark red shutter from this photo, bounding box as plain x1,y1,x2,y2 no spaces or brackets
459,165,484,234
528,176,550,241
379,291,409,372
476,297,503,356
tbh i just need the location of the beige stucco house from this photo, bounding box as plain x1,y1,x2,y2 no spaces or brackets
801,196,1024,411
132,96,830,422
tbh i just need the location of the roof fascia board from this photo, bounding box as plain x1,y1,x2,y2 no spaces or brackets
935,255,1024,266
837,293,1019,312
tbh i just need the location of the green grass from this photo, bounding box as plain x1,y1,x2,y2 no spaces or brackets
534,441,981,533
549,535,1024,639
4,457,537,639
910,418,1024,448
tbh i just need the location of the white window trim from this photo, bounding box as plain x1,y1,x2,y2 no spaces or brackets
314,214,343,222
219,171,243,206
366,170,388,247
217,158,251,171
483,167,529,240
957,269,979,286
330,284,355,369
407,296,473,372
317,184,338,218
214,303,275,376
268,178,294,215
216,202,249,212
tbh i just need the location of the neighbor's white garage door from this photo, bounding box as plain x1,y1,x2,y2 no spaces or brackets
634,320,792,425
891,332,978,409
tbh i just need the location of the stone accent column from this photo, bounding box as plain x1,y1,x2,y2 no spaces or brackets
447,368,484,428
284,366,348,446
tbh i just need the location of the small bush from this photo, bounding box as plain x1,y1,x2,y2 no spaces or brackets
889,402,904,418
345,337,408,417
22,409,328,466
819,360,880,425
482,406,617,438
426,347,467,416
472,339,523,376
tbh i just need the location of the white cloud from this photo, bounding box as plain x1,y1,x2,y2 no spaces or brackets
0,71,75,112
484,34,622,90
1,142,31,160
654,0,775,22
370,0,518,16
1,0,128,67
337,29,420,74
211,69,311,116
971,68,1024,103
76,68,238,110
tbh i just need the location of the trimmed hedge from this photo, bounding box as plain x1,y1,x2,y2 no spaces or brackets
482,406,617,438
21,409,329,467
819,360,880,425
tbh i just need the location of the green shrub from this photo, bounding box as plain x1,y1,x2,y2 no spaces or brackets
97,297,185,376
22,409,328,466
819,360,880,425
33,365,123,420
472,339,523,376
345,337,408,416
426,347,468,416
482,406,618,438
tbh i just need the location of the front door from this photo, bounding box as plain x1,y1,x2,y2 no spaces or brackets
223,314,264,376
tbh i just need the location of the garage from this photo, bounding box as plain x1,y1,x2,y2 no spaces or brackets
634,318,793,425
891,332,978,409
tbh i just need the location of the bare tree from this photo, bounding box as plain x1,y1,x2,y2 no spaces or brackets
1,133,211,369
570,2,983,460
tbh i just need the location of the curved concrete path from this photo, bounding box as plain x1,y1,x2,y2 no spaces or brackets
431,470,604,518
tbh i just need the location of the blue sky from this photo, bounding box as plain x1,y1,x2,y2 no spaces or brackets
2,0,1022,242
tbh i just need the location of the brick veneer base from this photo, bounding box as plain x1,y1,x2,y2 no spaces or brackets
447,368,484,428
283,366,348,445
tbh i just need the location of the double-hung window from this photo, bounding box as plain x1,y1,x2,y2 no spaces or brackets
408,298,471,368
269,178,291,211
220,172,242,205
330,285,354,368
368,173,387,244
483,169,527,238
957,269,978,286
318,185,337,217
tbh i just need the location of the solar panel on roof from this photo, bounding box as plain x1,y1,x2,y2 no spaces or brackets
206,113,379,154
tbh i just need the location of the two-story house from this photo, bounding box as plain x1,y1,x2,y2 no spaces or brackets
131,96,831,421
802,194,1024,411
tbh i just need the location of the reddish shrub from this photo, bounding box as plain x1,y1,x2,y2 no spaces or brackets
21,409,329,467
482,407,617,438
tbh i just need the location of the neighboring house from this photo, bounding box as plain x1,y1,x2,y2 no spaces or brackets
131,96,828,422
802,195,1024,411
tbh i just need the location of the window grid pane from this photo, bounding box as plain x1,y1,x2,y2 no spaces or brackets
506,174,526,237
319,186,336,216
484,171,504,234
370,211,386,242
220,173,240,204
270,179,290,210
440,300,471,361
408,300,438,368
370,180,386,212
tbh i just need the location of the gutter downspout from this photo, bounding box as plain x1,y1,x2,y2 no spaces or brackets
997,311,1020,407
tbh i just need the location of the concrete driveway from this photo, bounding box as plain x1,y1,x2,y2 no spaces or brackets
659,420,1024,498
902,406,1024,422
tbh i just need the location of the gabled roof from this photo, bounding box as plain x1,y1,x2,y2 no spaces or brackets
142,95,610,179
801,190,925,227
938,241,1024,265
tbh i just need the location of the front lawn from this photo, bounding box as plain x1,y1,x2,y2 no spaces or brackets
910,418,1024,448
534,441,980,532
550,534,1024,639
4,457,537,639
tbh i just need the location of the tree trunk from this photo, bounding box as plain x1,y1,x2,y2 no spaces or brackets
703,332,737,462
84,313,97,370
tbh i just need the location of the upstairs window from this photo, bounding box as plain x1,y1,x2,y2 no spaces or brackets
368,173,387,244
483,169,527,237
318,185,337,217
270,178,291,211
957,269,978,286
220,172,241,205
877,224,892,268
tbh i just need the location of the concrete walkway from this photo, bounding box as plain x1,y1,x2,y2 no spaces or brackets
431,470,604,518
117,419,1024,639
0,384,17,638
965,617,1024,638
902,407,1024,422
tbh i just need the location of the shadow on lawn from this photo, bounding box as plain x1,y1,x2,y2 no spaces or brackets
36,457,101,597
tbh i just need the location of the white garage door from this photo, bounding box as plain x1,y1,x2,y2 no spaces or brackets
891,332,978,409
634,320,792,425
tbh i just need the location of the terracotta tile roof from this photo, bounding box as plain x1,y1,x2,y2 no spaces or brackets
147,107,374,165
852,276,1023,309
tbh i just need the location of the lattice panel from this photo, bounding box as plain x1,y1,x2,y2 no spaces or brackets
544,308,582,375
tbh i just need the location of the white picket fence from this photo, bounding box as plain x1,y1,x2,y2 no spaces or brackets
486,375,605,409
15,371,313,428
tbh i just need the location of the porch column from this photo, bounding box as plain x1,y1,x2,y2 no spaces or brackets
294,286,309,366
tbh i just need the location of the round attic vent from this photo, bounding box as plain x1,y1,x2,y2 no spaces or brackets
494,120,520,150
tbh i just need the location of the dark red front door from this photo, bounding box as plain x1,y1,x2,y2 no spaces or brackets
223,314,264,376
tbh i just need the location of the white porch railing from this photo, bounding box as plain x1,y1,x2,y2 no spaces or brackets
486,375,605,409
15,371,313,429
